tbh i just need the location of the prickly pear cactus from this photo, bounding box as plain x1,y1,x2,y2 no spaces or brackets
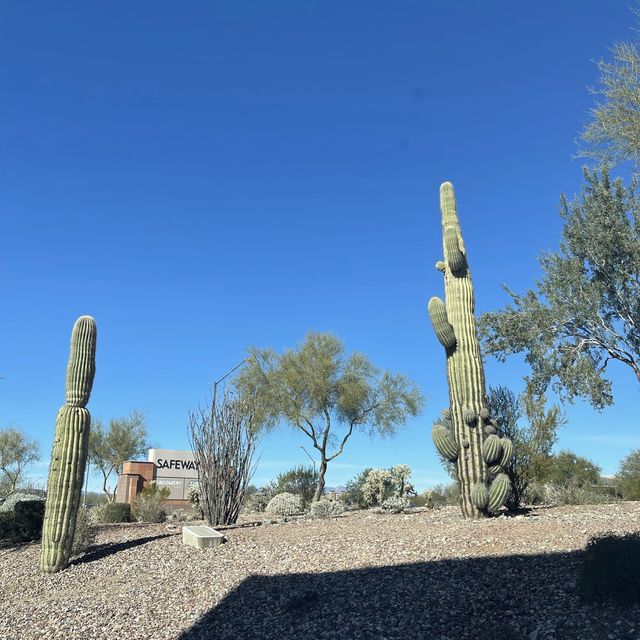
428,182,512,518
41,316,97,573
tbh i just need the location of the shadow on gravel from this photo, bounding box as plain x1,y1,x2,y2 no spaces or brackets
177,549,639,640
70,533,175,566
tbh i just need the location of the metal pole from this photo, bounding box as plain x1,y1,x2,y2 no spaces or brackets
212,358,248,418
300,446,316,473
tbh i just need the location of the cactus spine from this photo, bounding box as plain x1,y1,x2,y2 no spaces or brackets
428,182,511,518
40,316,97,573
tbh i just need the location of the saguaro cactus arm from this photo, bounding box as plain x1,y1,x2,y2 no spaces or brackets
41,316,97,574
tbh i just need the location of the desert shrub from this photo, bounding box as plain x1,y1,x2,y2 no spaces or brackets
537,451,601,488
342,469,373,508
12,500,45,541
0,512,15,541
418,483,459,508
543,483,621,506
245,481,279,513
577,532,640,605
379,496,411,513
134,482,170,523
92,501,132,523
168,509,189,522
309,499,344,519
72,506,96,555
276,465,318,508
521,482,547,505
265,492,303,517
0,493,44,513
615,449,640,500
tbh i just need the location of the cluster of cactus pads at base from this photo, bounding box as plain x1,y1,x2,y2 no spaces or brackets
428,182,513,518
40,316,97,573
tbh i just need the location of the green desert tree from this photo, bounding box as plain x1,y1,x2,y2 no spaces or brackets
88,412,148,501
538,450,601,488
276,465,319,509
0,427,40,500
615,448,640,500
579,31,640,168
235,332,424,503
479,169,640,410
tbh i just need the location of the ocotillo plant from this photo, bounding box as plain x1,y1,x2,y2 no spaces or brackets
429,183,512,518
41,316,97,573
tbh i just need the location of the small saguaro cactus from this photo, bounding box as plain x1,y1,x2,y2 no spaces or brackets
428,182,513,518
40,316,97,573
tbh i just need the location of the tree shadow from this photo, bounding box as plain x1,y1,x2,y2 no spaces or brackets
70,533,175,566
177,549,640,640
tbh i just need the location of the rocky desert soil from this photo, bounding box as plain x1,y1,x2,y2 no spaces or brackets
1,502,640,640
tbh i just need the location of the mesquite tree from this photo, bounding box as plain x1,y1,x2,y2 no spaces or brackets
428,182,513,519
188,391,258,526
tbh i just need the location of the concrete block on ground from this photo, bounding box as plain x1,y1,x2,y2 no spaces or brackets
182,525,225,549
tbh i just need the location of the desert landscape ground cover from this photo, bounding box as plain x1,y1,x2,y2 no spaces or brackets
2,502,640,640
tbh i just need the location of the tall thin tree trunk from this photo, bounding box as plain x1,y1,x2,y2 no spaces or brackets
313,458,328,503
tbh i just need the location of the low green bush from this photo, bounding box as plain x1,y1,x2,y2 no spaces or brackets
542,483,622,507
265,492,303,517
0,511,16,541
309,499,344,519
577,532,640,605
7,500,45,542
0,493,44,513
92,502,132,523
134,482,170,523
72,506,96,555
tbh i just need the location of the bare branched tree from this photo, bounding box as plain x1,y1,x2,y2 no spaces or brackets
188,391,259,527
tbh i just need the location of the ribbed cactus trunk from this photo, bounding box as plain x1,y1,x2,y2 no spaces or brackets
41,316,97,573
429,183,511,519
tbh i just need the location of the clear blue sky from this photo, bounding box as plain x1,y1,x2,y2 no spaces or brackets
2,1,638,493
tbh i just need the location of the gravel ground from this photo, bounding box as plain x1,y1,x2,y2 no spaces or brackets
1,502,640,640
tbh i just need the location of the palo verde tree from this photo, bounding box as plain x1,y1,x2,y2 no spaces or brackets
235,332,424,503
479,169,640,410
88,412,148,501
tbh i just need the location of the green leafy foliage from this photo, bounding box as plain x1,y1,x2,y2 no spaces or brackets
479,169,640,409
235,332,423,502
342,468,372,508
71,506,96,556
134,482,170,523
615,448,640,499
245,481,279,513
579,39,640,167
577,532,640,605
89,412,148,501
13,500,45,542
92,502,132,523
0,427,40,500
276,465,319,509
538,450,601,488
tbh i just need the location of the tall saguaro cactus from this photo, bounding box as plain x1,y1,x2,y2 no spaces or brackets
429,183,512,518
41,316,97,573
